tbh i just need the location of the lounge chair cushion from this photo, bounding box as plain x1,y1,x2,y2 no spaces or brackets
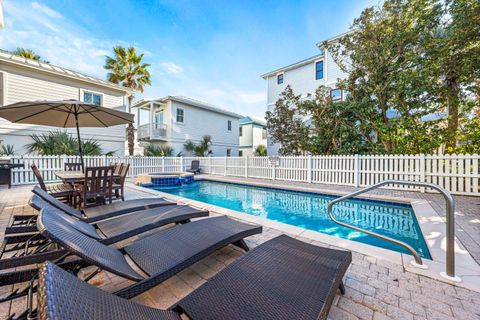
95,205,209,239
37,206,144,281
177,234,352,320
83,198,175,220
38,262,180,320
124,216,262,277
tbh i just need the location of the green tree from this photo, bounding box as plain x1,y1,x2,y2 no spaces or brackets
26,131,104,156
104,46,151,155
424,0,480,152
303,86,374,155
13,48,41,60
265,86,310,155
254,144,267,156
184,135,213,156
326,0,444,153
144,144,174,156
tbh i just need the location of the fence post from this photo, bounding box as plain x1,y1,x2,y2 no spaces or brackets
420,154,425,193
354,154,360,187
307,155,312,183
161,157,165,172
209,157,212,174
245,156,248,178
224,156,228,176
180,157,184,172
103,155,108,166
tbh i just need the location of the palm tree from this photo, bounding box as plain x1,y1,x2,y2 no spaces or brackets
26,131,103,156
144,144,174,157
13,48,41,60
104,46,151,155
184,135,213,156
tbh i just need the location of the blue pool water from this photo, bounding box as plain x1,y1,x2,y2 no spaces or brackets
146,180,431,259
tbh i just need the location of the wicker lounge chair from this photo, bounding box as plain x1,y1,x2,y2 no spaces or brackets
186,160,201,174
37,206,262,299
5,185,176,235
0,200,210,291
35,235,351,320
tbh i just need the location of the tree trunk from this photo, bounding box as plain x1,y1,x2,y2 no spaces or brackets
127,95,135,156
444,75,460,153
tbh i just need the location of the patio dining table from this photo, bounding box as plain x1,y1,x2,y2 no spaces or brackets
55,171,120,184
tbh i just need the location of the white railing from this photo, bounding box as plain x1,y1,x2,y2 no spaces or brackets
7,154,480,196
137,123,167,140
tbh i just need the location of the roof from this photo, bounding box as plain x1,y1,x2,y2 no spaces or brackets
134,95,244,119
261,54,323,79
0,50,131,93
240,116,266,126
316,30,355,49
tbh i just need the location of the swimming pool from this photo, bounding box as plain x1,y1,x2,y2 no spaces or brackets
145,180,431,259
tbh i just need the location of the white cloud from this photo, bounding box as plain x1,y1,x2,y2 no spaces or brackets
236,91,264,104
0,1,117,77
160,61,184,74
31,2,63,19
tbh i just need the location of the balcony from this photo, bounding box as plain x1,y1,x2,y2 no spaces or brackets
137,123,168,140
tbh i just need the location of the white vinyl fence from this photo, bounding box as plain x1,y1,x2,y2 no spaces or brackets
6,154,480,196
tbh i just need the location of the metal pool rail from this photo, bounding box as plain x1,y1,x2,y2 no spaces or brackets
327,180,460,282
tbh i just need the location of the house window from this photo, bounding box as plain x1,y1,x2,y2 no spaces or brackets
83,92,102,106
239,150,243,156
239,126,243,136
262,129,267,139
176,108,184,123
330,89,342,101
277,73,284,85
315,61,324,80
228,120,232,131
227,149,231,157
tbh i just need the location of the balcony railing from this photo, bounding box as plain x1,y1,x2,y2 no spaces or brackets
137,123,167,140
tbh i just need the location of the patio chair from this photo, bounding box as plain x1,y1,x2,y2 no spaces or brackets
31,164,73,203
112,163,129,201
186,160,201,174
0,199,210,288
74,166,114,208
5,185,177,235
35,235,351,320
37,206,262,299
64,162,82,171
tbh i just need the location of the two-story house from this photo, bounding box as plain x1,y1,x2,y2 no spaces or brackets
133,96,242,156
239,117,267,156
0,50,130,155
261,34,348,155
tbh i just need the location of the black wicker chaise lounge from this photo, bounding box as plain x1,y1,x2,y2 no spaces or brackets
6,185,176,235
0,201,210,302
37,206,262,299
36,235,351,320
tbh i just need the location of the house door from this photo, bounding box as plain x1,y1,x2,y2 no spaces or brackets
154,111,164,128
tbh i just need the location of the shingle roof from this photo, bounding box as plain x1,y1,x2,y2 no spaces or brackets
0,49,131,93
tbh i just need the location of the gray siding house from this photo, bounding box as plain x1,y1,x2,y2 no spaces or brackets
0,50,131,155
261,34,348,155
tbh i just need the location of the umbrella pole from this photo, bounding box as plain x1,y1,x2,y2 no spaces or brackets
74,111,85,173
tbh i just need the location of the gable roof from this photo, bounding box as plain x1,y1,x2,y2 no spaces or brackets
0,49,131,93
260,54,323,79
240,116,266,126
134,95,244,119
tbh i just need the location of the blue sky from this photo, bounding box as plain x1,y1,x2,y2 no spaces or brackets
0,0,378,118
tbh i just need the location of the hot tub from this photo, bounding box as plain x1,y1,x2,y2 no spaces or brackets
136,172,194,186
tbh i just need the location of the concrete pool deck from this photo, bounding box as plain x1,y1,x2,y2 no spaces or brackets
1,182,480,319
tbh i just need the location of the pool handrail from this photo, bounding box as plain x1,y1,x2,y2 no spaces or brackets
327,180,460,282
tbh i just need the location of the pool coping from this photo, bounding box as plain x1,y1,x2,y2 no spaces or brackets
127,178,480,292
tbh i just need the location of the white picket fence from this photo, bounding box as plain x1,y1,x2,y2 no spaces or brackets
6,154,480,196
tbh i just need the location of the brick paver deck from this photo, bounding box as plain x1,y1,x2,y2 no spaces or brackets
1,183,479,320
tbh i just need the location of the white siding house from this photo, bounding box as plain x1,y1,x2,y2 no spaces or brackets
134,96,242,156
0,50,130,155
261,35,348,155
239,117,267,156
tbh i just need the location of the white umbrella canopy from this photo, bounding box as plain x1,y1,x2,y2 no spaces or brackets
0,99,134,171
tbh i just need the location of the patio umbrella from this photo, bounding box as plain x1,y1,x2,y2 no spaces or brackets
0,99,134,171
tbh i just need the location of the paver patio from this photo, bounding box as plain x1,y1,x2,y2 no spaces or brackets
1,180,480,320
